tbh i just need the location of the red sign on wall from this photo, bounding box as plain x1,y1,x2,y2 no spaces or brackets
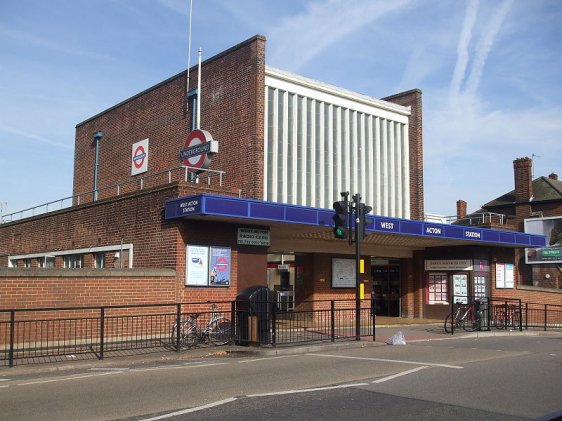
179,129,218,173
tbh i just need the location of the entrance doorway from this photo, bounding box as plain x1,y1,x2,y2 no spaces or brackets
267,253,295,311
372,262,400,317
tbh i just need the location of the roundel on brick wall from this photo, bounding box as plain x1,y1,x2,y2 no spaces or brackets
179,129,219,174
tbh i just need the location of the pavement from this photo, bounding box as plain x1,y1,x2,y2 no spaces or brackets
1,318,556,378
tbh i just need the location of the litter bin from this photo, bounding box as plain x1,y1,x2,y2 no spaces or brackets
236,285,272,345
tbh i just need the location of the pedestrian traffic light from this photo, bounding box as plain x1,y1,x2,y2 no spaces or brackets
333,200,348,239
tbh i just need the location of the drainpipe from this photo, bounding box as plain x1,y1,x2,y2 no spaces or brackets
93,131,104,201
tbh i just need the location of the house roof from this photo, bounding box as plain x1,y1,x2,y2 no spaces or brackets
484,176,562,208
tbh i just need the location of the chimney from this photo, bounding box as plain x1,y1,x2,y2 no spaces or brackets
513,157,533,202
456,200,467,220
549,172,558,181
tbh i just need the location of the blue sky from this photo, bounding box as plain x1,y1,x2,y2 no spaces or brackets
1,0,561,217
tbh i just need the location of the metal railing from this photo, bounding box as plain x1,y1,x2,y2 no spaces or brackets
0,166,226,224
0,299,374,367
447,295,562,334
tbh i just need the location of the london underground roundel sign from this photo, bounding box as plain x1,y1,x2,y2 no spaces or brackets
179,129,219,173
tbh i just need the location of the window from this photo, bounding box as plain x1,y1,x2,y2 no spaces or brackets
95,252,104,268
64,254,83,269
427,273,449,305
39,256,55,268
24,258,31,268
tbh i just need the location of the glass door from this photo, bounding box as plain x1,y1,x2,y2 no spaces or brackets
372,264,400,317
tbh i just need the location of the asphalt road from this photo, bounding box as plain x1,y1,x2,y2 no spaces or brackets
1,332,560,420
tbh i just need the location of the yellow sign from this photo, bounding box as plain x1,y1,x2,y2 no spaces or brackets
360,259,365,274
360,283,364,299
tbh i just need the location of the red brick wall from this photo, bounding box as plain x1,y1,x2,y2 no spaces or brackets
0,271,178,309
73,35,266,204
0,185,183,269
382,89,424,220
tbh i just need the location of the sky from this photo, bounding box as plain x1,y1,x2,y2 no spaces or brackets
1,0,561,218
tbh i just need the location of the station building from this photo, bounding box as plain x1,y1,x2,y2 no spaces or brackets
0,36,546,319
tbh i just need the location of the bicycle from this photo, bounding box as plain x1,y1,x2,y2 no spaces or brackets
491,304,520,330
171,303,232,349
444,301,480,333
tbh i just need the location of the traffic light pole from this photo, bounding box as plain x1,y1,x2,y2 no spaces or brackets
333,192,372,341
353,194,361,340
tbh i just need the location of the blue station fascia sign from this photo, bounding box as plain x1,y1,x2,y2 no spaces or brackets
164,194,547,248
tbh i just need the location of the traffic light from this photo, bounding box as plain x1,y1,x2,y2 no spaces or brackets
332,200,349,239
359,203,373,239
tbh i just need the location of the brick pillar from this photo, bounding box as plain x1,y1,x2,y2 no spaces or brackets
383,89,424,221
456,200,467,220
513,157,533,219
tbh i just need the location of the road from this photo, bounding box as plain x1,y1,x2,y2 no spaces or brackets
0,333,560,420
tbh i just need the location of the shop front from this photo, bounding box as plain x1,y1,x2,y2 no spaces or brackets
164,194,546,321
423,254,491,319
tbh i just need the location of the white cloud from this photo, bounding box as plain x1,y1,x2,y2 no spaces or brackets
464,0,514,96
450,0,479,99
0,125,73,150
268,0,415,71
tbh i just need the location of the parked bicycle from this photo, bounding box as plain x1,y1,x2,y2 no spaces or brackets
491,303,520,330
171,303,232,348
444,300,480,333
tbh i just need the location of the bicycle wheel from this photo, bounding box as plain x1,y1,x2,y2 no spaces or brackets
208,318,232,346
444,313,455,333
463,310,479,332
171,320,198,348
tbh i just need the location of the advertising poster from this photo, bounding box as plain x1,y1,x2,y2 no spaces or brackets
209,247,231,287
332,258,355,288
525,216,562,264
186,245,209,286
504,263,514,289
453,274,468,304
496,263,505,289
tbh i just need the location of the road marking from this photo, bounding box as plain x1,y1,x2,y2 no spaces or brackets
246,382,370,398
0,379,10,382
307,353,464,369
129,362,229,373
139,397,238,420
18,371,122,386
238,355,295,364
372,366,428,383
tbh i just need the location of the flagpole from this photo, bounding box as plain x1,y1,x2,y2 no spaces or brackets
186,0,193,113
197,47,202,130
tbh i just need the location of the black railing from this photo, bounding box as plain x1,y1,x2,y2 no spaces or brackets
0,299,375,367
448,295,562,334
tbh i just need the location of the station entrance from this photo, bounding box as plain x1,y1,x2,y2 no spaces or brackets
371,259,401,317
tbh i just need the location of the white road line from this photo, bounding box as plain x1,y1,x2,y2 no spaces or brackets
129,362,229,373
238,355,295,364
17,371,122,386
307,353,464,369
246,382,370,398
0,379,10,382
372,366,428,383
139,397,238,421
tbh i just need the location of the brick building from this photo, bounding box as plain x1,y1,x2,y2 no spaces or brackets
0,35,546,319
455,157,562,305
